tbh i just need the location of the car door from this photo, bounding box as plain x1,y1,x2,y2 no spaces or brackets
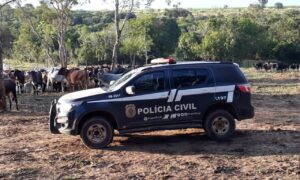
121,70,171,127
169,68,214,122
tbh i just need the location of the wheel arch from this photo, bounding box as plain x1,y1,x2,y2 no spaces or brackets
203,103,237,122
76,111,119,135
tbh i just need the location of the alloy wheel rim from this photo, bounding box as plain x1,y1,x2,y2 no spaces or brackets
87,124,107,143
212,116,230,135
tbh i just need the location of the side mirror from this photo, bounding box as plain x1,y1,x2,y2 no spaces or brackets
125,86,135,95
109,80,115,86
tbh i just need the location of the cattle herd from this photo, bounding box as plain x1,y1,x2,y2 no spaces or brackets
2,65,130,110
2,61,300,111
255,62,300,72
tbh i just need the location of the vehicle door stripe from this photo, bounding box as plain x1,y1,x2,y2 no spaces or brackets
167,89,177,102
175,85,235,102
87,91,169,103
227,91,234,102
87,85,235,103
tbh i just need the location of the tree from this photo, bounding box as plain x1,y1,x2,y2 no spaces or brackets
176,32,201,60
0,0,16,111
13,23,43,63
121,35,145,65
103,0,171,69
66,27,80,64
0,0,15,8
164,8,192,18
274,42,300,62
42,0,79,67
258,0,268,8
121,18,153,65
107,0,142,69
274,2,283,9
128,15,154,64
148,17,181,58
228,18,273,60
249,3,262,9
15,2,58,66
200,31,229,60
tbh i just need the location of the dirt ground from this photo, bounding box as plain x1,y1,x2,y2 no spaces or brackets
1,69,300,179
0,94,299,179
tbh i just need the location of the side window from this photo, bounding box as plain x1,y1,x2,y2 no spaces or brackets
172,69,208,89
133,72,165,94
195,69,209,85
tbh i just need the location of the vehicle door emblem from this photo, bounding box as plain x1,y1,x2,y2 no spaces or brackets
125,104,137,118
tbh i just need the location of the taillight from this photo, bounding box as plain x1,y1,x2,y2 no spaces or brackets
237,84,251,93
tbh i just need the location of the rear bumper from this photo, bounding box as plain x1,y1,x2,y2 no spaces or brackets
49,100,75,135
236,105,255,120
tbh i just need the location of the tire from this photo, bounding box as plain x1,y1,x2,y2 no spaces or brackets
204,110,235,141
80,116,114,149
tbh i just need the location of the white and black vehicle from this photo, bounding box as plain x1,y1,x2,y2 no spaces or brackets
50,59,254,149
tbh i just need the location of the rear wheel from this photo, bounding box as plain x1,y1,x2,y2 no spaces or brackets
80,117,113,149
204,110,235,141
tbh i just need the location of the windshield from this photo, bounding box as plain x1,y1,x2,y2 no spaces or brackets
107,70,137,91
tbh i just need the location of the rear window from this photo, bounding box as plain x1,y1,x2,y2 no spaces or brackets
213,66,247,85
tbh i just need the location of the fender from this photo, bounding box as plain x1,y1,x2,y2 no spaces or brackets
73,102,121,134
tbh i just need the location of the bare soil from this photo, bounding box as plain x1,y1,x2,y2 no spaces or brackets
0,93,299,179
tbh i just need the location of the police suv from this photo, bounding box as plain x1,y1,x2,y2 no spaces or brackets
49,58,254,149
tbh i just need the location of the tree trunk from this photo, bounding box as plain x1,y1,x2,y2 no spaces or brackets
0,46,6,111
111,0,120,70
133,55,136,66
58,32,67,67
58,12,68,68
145,50,148,65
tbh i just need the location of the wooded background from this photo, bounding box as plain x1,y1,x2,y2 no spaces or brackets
1,1,299,68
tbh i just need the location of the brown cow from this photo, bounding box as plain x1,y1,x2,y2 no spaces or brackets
58,67,89,91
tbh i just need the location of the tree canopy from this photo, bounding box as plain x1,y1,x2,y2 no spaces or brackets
0,4,299,66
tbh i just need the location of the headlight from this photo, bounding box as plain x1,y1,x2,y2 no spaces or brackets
58,101,81,115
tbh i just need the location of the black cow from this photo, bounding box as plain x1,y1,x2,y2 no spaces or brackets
271,63,278,71
86,66,100,87
4,79,18,110
29,71,46,95
13,69,25,94
277,63,289,72
255,62,264,70
290,64,299,71
13,69,25,84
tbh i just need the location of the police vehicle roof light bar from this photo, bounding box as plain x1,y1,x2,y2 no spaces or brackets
150,58,176,65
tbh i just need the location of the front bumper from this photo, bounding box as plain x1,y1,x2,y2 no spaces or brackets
49,100,75,135
49,99,60,134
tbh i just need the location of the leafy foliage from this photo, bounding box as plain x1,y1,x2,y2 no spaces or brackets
0,3,299,66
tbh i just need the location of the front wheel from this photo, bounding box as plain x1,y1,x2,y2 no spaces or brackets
80,117,114,149
204,110,235,141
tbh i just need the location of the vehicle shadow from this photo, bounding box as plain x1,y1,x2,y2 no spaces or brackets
108,129,300,156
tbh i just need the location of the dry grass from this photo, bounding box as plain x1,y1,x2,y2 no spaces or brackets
242,68,300,95
0,68,300,179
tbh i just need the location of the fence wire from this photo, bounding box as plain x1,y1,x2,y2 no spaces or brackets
6,93,62,113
